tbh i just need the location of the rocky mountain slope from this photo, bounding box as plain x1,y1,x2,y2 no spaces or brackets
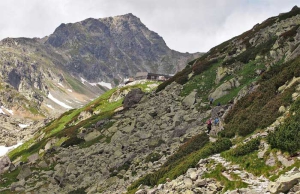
46,13,200,82
0,13,199,147
1,5,300,194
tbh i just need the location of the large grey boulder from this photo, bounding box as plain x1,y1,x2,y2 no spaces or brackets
209,78,240,100
268,168,300,193
17,165,32,180
0,155,11,174
182,90,197,107
123,89,144,109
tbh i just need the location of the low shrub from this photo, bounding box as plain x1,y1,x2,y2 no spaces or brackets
268,99,300,154
230,138,261,157
61,137,85,148
223,56,300,137
126,138,232,193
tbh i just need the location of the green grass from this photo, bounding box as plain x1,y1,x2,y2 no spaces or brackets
0,168,21,188
267,98,300,154
65,75,88,94
222,151,276,177
181,60,221,98
204,163,248,192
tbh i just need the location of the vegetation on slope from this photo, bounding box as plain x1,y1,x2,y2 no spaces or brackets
221,56,300,137
8,81,158,162
268,98,300,154
127,137,232,193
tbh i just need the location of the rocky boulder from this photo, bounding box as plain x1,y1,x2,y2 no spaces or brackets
123,89,144,109
209,78,240,100
0,155,11,174
268,168,300,193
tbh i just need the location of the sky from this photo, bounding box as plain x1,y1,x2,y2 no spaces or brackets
0,0,299,53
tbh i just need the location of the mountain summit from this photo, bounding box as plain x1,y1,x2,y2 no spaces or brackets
45,13,200,82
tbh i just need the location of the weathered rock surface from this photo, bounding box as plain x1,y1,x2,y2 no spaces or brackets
123,88,145,109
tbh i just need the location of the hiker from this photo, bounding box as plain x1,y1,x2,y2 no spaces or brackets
214,118,219,126
206,118,212,134
217,102,221,106
209,98,214,105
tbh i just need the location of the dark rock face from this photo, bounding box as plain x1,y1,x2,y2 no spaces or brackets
45,13,201,82
8,69,21,90
123,88,144,109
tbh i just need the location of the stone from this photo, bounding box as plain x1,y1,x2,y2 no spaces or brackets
10,179,25,191
17,165,32,180
123,89,144,109
28,153,39,164
182,90,197,107
195,179,207,187
266,153,276,166
5,140,17,147
183,178,193,188
187,168,198,181
135,189,147,194
66,163,77,174
38,161,48,168
209,78,240,100
44,138,57,151
268,171,300,193
277,153,295,167
84,130,101,141
215,66,229,84
278,106,286,113
0,155,11,174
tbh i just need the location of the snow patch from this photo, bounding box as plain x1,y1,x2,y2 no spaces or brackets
67,89,73,92
65,100,72,103
90,81,112,89
46,104,54,109
48,93,72,109
19,124,29,129
0,106,13,115
81,77,112,89
0,107,5,115
81,77,88,84
0,142,23,157
58,82,64,88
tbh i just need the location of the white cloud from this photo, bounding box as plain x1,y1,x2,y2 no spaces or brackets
0,0,298,52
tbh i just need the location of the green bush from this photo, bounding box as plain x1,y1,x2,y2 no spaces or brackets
61,137,85,148
230,138,261,157
268,99,300,154
268,121,300,154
